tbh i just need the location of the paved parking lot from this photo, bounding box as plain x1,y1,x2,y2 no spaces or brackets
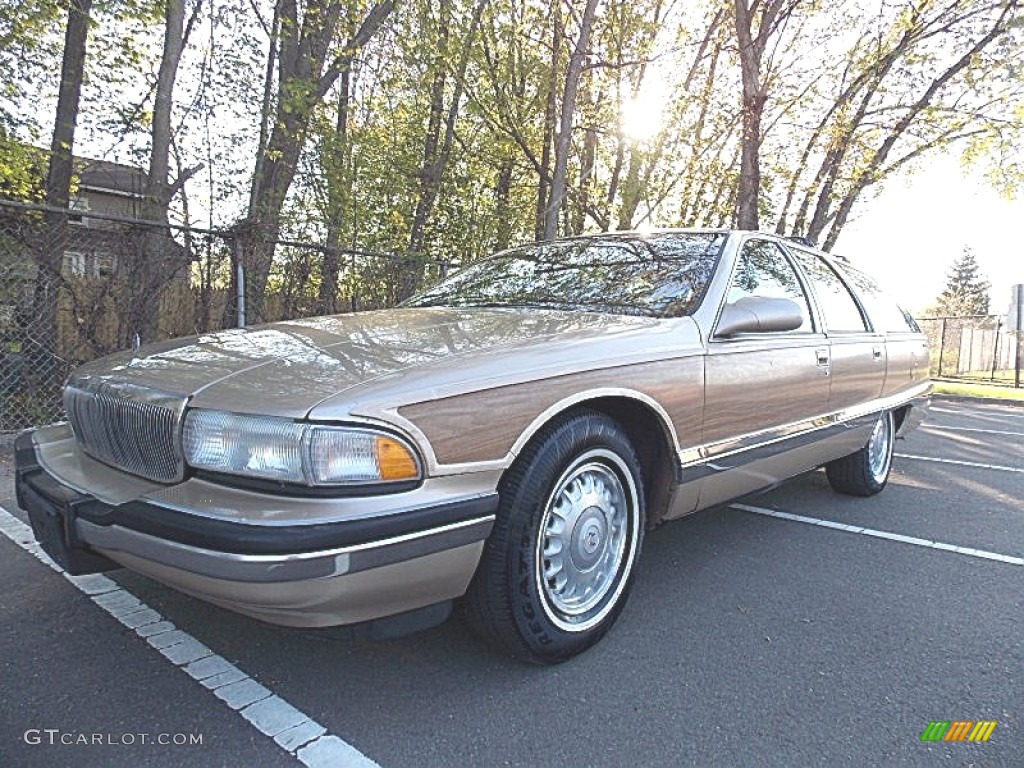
1,397,1021,767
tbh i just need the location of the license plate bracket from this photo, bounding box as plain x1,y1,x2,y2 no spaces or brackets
18,469,121,576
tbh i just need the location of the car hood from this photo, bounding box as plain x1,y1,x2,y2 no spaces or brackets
68,307,702,419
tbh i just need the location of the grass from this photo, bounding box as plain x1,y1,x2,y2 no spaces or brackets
932,380,1024,401
952,368,1017,384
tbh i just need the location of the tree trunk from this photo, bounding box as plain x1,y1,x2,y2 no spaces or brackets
733,0,763,230
493,155,514,250
249,0,285,219
44,0,91,212
406,0,451,257
131,0,201,343
543,0,600,241
397,0,487,301
146,0,187,219
535,2,561,241
244,0,395,323
33,0,92,361
616,150,642,230
573,124,596,234
319,68,351,315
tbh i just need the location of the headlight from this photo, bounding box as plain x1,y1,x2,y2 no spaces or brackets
182,410,421,486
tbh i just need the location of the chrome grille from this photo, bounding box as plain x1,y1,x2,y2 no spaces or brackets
64,383,186,482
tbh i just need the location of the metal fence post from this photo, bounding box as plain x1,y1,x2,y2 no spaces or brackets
967,326,975,374
350,251,358,313
991,320,1001,382
234,238,246,328
937,317,946,377
1016,286,1023,389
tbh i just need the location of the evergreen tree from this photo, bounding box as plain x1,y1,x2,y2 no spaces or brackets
936,248,991,316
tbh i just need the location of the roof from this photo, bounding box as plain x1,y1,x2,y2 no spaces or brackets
74,157,147,197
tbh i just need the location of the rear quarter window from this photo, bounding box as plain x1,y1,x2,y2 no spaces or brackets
789,250,868,333
840,266,921,333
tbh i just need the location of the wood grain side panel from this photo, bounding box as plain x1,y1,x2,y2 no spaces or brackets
703,344,829,445
399,359,704,465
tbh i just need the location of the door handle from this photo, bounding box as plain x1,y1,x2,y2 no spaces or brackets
815,347,830,370
872,345,883,360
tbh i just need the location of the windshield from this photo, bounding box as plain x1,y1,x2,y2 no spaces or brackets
403,233,726,317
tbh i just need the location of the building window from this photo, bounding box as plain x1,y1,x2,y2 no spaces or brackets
63,251,87,276
68,195,90,224
95,253,117,277
62,251,118,278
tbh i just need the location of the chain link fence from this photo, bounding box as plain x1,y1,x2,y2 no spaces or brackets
917,315,1023,387
0,199,430,437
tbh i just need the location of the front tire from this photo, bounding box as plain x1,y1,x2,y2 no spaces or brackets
825,410,895,496
464,410,645,663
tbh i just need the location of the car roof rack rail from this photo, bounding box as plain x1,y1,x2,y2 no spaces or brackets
784,235,817,248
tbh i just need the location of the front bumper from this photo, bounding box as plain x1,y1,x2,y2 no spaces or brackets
15,429,498,627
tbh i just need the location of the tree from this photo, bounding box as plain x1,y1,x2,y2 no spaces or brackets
543,0,600,240
43,0,92,213
0,0,63,194
6,0,1021,338
398,0,488,300
776,0,1021,249
936,247,991,316
31,0,93,355
130,0,204,342
144,0,203,224
240,0,395,323
732,0,796,230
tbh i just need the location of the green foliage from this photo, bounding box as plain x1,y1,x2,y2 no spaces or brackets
0,136,46,201
0,0,62,136
3,0,1023,311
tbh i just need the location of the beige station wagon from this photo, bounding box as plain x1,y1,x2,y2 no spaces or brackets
16,230,930,662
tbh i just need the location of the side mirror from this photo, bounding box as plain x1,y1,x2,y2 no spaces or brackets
715,296,804,337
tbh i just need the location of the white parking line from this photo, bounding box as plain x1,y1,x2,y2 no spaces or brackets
0,505,379,768
931,405,1024,417
895,453,1024,473
922,424,1024,438
731,503,1024,566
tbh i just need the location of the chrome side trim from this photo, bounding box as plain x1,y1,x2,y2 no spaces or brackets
681,414,876,481
77,514,496,583
678,381,931,480
504,387,684,461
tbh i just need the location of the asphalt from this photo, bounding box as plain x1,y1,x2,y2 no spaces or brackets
0,399,1021,767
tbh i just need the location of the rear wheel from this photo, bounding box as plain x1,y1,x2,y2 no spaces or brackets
464,410,644,663
825,410,894,496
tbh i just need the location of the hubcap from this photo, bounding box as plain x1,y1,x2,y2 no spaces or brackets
867,412,893,482
535,449,639,632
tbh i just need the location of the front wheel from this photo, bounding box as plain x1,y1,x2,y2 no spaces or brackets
464,410,645,663
825,410,895,496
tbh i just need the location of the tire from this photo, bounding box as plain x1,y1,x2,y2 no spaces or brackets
825,410,895,497
464,409,645,663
